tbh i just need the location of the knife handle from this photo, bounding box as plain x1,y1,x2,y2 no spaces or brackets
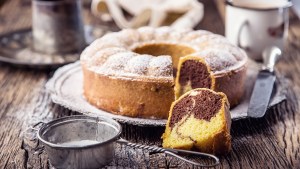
262,46,282,72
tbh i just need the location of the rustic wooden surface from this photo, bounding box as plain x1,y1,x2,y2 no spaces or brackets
0,0,299,168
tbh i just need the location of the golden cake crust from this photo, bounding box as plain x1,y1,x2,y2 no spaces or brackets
82,66,174,118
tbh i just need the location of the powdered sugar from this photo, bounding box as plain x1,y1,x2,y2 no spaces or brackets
125,54,152,74
148,55,173,77
193,49,238,73
192,34,229,46
81,37,126,63
89,47,127,67
99,52,136,73
153,27,172,41
137,27,155,42
81,26,248,79
180,30,212,41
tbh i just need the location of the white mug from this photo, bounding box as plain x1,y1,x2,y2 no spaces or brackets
225,0,292,61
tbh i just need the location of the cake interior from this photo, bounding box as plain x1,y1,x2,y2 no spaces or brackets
132,43,195,68
176,59,213,98
163,89,226,151
133,43,214,100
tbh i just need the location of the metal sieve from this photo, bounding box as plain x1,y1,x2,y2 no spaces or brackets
32,115,219,169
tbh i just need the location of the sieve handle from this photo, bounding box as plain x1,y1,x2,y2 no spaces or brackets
30,121,46,131
23,121,46,140
117,138,220,167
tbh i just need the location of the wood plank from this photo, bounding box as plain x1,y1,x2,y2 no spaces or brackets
274,12,300,167
214,1,300,167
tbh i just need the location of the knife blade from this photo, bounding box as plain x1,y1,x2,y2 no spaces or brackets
247,46,282,118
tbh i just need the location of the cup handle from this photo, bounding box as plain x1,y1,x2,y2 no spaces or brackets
237,20,251,51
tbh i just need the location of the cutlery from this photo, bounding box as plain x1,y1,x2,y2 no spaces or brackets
247,46,282,118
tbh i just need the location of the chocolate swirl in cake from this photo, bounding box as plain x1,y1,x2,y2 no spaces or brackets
178,60,212,88
169,90,222,129
169,96,194,128
192,90,222,121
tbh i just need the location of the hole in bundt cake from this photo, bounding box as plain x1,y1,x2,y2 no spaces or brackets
132,43,196,69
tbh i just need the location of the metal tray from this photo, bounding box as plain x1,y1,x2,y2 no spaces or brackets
0,26,108,69
46,61,288,126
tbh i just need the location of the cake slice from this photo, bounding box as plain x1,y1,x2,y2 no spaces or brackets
175,56,215,99
162,88,231,155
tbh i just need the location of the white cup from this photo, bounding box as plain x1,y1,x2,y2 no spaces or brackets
225,0,292,61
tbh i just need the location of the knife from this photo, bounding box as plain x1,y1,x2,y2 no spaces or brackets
247,46,282,118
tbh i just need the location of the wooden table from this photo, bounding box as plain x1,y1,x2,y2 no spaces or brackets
0,0,299,168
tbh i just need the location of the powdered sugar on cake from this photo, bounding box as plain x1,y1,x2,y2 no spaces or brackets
125,55,152,74
80,26,247,79
148,55,173,77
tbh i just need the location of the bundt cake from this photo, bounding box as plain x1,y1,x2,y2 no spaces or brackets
80,27,247,119
162,88,231,155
